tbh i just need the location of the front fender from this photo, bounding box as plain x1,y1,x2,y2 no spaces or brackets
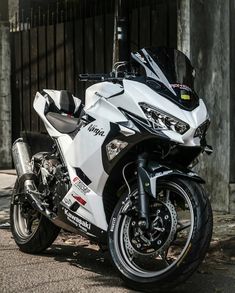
140,165,205,198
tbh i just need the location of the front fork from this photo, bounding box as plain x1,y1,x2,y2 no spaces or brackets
137,153,150,230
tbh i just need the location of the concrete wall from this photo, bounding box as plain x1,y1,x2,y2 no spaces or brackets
189,0,230,211
177,0,190,58
0,22,12,168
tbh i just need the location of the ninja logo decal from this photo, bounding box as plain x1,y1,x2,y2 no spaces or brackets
87,124,105,137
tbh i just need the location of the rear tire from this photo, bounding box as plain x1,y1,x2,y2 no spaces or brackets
108,178,213,292
10,181,60,254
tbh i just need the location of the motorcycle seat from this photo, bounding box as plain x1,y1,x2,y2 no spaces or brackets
46,112,79,134
43,90,83,118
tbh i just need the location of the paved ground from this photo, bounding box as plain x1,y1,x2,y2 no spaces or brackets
1,171,235,293
0,171,16,227
1,228,235,293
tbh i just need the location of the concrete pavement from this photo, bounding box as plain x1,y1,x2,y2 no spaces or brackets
0,228,235,293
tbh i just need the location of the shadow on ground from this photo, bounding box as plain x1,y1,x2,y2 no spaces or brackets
44,242,127,290
39,239,235,293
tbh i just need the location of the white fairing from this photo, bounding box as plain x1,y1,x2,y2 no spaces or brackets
33,77,209,232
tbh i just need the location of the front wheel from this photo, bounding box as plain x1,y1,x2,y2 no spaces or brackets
108,178,213,292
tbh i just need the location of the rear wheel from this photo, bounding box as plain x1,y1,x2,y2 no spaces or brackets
108,178,213,292
10,181,60,254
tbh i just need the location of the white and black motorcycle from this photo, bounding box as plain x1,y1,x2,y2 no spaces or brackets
11,47,213,291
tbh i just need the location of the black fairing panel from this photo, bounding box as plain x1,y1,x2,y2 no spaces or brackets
101,117,171,175
59,90,75,114
146,78,199,111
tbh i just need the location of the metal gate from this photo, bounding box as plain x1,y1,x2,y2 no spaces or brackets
10,0,177,142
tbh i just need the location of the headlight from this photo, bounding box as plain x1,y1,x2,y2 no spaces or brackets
194,119,210,138
139,103,189,134
106,139,128,161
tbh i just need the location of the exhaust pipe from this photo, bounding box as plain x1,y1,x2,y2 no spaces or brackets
12,138,45,211
12,139,55,217
12,138,36,186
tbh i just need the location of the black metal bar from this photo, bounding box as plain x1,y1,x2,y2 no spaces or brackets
93,9,96,72
150,0,153,47
65,0,68,22
72,5,76,93
14,12,18,31
26,17,30,31
21,9,24,31
63,12,66,89
43,13,45,27
53,12,57,88
103,0,107,71
47,4,50,26
45,12,48,89
166,0,170,47
56,0,59,24
137,0,140,49
30,8,33,28
115,0,130,62
38,6,41,26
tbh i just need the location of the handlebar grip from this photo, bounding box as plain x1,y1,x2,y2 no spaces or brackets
78,73,123,83
78,74,107,81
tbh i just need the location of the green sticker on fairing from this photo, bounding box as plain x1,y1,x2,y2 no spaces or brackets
181,94,190,100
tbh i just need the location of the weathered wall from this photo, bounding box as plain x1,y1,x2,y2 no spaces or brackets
230,0,235,213
177,0,190,58
0,22,12,168
190,0,230,211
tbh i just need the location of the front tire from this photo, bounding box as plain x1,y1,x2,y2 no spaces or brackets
108,178,213,292
10,181,60,254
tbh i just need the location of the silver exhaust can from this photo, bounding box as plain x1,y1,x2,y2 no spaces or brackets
12,138,36,185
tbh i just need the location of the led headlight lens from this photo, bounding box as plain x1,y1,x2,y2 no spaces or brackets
139,103,189,134
106,139,128,161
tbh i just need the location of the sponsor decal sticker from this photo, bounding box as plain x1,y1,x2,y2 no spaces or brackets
73,177,90,194
64,208,91,230
181,94,190,100
171,83,192,92
72,194,87,206
63,197,73,206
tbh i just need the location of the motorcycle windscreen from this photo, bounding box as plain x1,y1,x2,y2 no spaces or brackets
132,47,199,111
145,47,194,87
